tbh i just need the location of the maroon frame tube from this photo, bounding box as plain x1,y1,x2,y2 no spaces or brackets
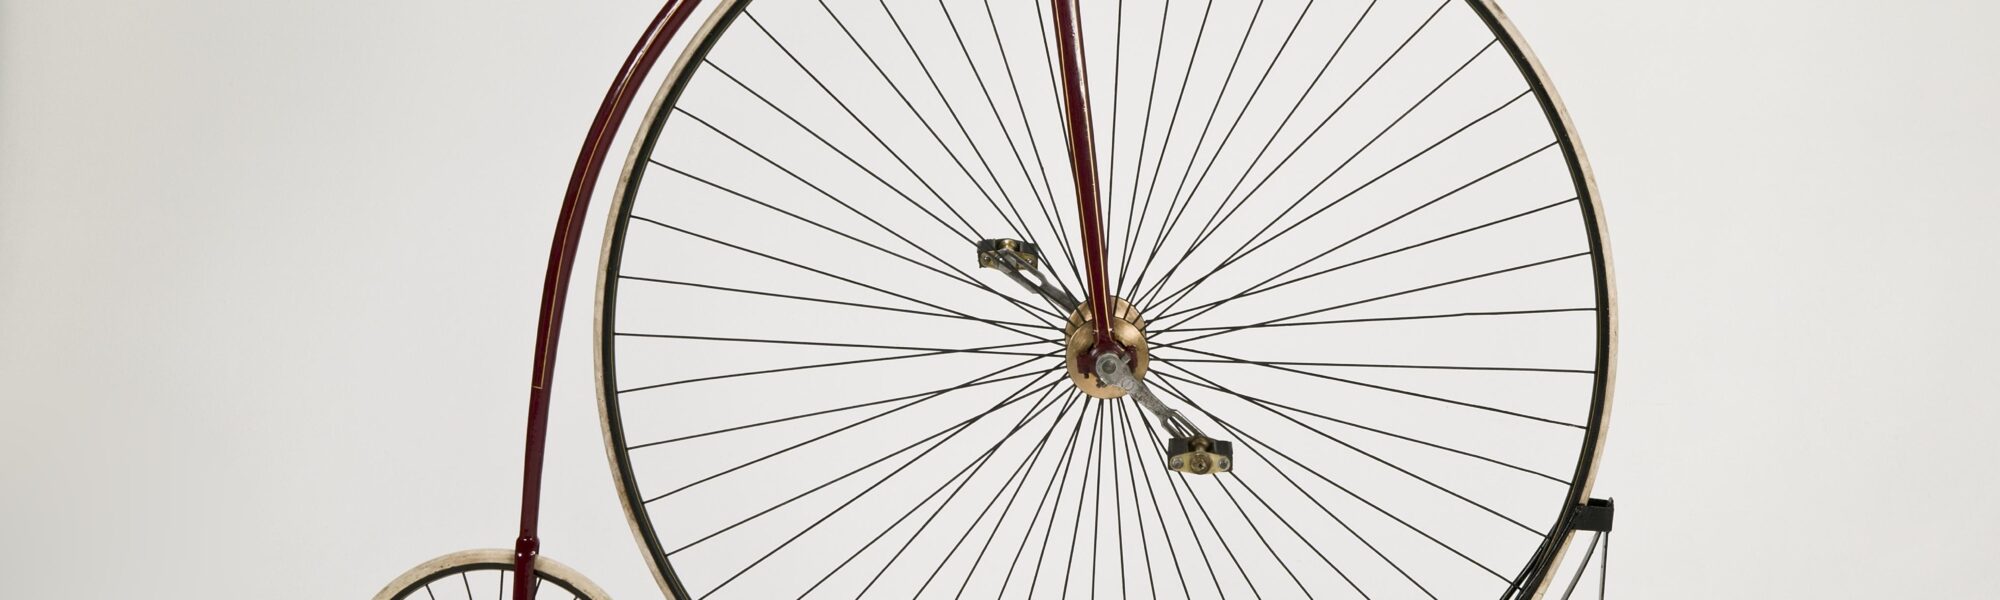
1049,0,1119,357
512,2,707,598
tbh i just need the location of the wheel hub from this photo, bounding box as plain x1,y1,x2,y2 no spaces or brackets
1065,297,1149,398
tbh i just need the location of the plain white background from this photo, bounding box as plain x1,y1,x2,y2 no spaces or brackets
2,1,1995,598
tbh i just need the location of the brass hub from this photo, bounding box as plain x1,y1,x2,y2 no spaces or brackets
1065,297,1149,398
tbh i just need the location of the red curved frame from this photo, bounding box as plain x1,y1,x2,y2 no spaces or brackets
511,1,707,598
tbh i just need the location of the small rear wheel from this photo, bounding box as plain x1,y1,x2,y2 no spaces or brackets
373,549,612,600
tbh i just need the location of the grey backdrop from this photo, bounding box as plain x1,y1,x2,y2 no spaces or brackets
2,0,1995,598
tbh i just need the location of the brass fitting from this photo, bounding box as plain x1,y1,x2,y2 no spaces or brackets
1064,297,1148,398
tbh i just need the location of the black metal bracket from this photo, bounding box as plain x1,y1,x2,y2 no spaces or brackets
1571,497,1615,532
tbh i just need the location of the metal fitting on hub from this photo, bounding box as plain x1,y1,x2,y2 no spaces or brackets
1065,297,1148,398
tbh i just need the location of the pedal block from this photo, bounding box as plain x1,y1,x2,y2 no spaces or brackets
976,238,1041,271
1572,497,1614,532
1167,436,1233,475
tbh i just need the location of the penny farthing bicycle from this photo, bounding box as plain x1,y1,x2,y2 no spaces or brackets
377,0,1617,598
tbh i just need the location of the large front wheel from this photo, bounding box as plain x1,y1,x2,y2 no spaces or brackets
596,0,1614,597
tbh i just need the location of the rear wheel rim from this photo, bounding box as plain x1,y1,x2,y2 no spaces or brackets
374,549,608,600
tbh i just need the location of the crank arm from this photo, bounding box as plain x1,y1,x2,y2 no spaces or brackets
1094,353,1199,437
1094,353,1233,475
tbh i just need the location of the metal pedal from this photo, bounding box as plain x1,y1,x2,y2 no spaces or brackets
1167,435,1233,475
975,238,1077,310
976,238,1042,271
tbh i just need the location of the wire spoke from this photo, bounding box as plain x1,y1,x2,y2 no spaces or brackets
1111,0,1176,296
1120,0,1275,302
917,0,1089,294
1144,0,1329,273
618,276,1056,331
1205,470,1315,599
626,368,1047,452
1140,28,1509,312
995,398,1093,598
1152,347,1591,375
657,103,1064,321
644,359,1057,504
1102,0,1127,303
1133,0,1447,310
1163,307,1598,333
1118,401,1226,597
911,390,1084,597
618,339,1056,394
1054,396,1108,597
1107,382,1130,599
1118,0,1217,302
1220,470,1370,599
1159,251,1593,348
1152,193,1577,330
701,73,1051,310
616,332,1056,357
1152,362,1549,535
743,11,1024,250
683,375,1063,599
1111,400,1191,599
1135,402,1265,599
1152,362,1572,483
628,216,1054,341
1149,0,1279,247
826,0,1082,296
1148,106,1548,319
801,384,1077,597
1122,0,1384,302
1158,383,1319,598
1152,346,1581,428
1146,375,1450,597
